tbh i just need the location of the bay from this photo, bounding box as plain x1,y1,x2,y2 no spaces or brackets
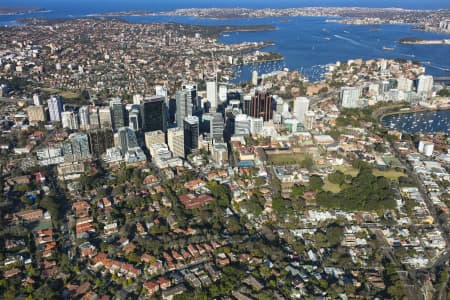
1,1,450,82
382,109,450,134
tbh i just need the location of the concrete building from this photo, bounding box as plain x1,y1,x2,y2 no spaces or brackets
145,130,165,152
293,97,310,123
218,84,228,103
417,75,434,98
88,128,114,157
397,77,413,92
250,90,273,121
235,114,250,136
141,96,167,133
61,111,79,130
176,84,198,127
63,132,91,162
27,105,46,124
249,117,263,135
183,116,199,156
48,96,63,122
128,108,140,131
167,127,185,158
340,87,361,108
206,81,218,111
304,111,315,130
110,98,126,131
89,107,100,129
33,94,41,106
117,127,139,154
78,106,90,129
98,106,112,129
212,143,228,166
252,70,258,86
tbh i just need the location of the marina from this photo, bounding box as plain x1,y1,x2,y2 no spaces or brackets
381,109,450,134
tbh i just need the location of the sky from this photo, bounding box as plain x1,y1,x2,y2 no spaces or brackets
5,0,450,10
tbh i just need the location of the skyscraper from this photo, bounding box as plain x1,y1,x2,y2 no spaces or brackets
155,85,168,105
61,111,79,130
250,90,273,121
63,133,91,162
141,96,167,133
203,112,224,142
78,106,90,129
48,96,63,122
98,107,112,129
167,127,185,158
144,130,165,152
110,98,126,131
128,108,140,131
340,87,361,108
89,107,100,129
206,81,218,111
417,75,434,98
304,111,316,131
183,116,199,156
33,94,41,106
88,128,114,157
293,97,310,123
117,127,139,154
176,84,198,126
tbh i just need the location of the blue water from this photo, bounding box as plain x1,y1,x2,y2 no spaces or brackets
1,1,450,82
382,109,450,133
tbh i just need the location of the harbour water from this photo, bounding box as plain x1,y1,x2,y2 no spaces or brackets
1,1,450,82
381,109,450,134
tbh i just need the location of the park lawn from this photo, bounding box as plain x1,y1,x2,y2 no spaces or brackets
41,88,80,99
268,153,305,165
323,179,341,193
334,165,359,177
373,169,404,180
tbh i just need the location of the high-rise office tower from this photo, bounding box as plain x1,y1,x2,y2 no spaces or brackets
234,114,250,136
78,106,90,129
88,128,114,157
250,90,273,121
205,112,224,142
176,91,190,127
98,106,112,129
417,75,434,97
206,81,218,111
242,95,252,115
304,111,316,131
89,107,100,129
33,94,41,106
63,132,91,162
249,117,264,135
167,127,185,158
48,96,63,122
141,96,167,133
144,130,165,152
132,94,143,105
110,98,126,131
61,111,79,130
252,70,258,86
218,84,228,103
128,108,140,131
293,97,310,123
155,85,168,105
117,127,139,154
340,87,361,108
183,116,199,156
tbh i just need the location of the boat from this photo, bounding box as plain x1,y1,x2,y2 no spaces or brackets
324,37,331,41
382,46,395,51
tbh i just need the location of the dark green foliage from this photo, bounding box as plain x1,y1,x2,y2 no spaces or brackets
328,171,346,185
317,166,395,211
